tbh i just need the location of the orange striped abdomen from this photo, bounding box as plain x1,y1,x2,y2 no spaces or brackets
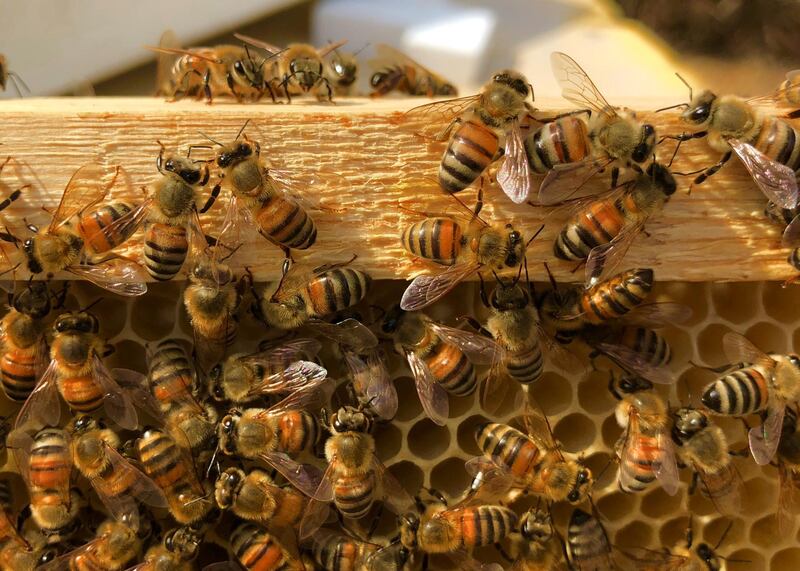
144,223,189,281
275,411,319,455
29,429,71,491
553,198,626,260
423,505,518,552
752,116,800,172
232,523,298,571
439,119,499,194
77,202,136,256
504,343,544,385
475,423,542,480
424,339,476,396
525,116,592,174
401,218,464,265
0,345,37,401
580,268,654,325
702,365,771,416
618,433,659,493
58,374,103,412
305,268,372,319
255,195,317,250
333,470,376,519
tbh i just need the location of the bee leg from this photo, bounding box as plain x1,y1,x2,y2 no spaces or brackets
365,502,384,539
610,166,619,189
202,70,213,105
689,151,732,191
659,131,708,145
607,371,623,400
0,226,19,247
101,344,115,358
199,183,220,215
226,73,243,103
688,471,699,495
282,75,293,104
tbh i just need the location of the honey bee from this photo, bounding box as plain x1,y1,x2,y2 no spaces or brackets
471,411,593,504
399,198,528,310
611,374,679,495
216,384,326,498
132,526,202,571
136,428,213,525
0,282,53,402
505,507,566,571
776,406,800,533
234,34,348,102
149,30,275,103
37,515,142,571
403,69,536,202
324,46,359,96
381,305,497,426
67,415,168,521
700,331,800,465
309,528,386,571
664,76,800,209
622,520,728,571
17,163,147,296
369,44,457,97
671,407,741,515
299,405,414,538
230,522,304,571
565,508,615,571
0,54,28,96
535,52,657,202
214,467,307,529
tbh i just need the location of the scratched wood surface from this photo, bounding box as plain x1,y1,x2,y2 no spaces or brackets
0,96,796,284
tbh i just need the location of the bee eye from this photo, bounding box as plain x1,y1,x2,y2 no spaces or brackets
567,490,580,502
234,61,245,73
578,469,589,483
334,63,344,74
164,159,175,172
689,104,710,122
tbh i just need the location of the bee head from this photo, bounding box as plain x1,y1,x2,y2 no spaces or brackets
491,69,530,98
164,155,204,185
214,467,244,509
682,90,716,125
208,364,227,402
13,281,51,318
696,543,722,570
217,411,241,454
398,512,420,548
672,407,708,443
289,56,324,91
216,140,254,169
37,549,58,567
565,466,592,504
617,375,653,395
232,54,264,89
631,123,657,164
490,281,529,310
329,51,357,87
381,304,406,335
71,414,96,434
54,311,98,334
645,162,677,196
520,509,553,542
165,526,202,561
22,238,42,275
331,405,372,434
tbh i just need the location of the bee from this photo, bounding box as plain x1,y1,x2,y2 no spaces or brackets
506,507,566,571
136,428,213,525
134,526,202,571
309,528,385,571
664,76,800,210
214,467,307,529
230,522,304,571
0,282,52,402
586,324,673,369
299,405,414,538
12,310,138,433
623,520,728,571
324,46,359,96
17,163,147,296
776,406,800,532
0,54,28,96
471,412,593,504
37,516,142,571
403,69,535,202
256,258,372,330
536,52,657,202
566,508,615,571
671,407,741,515
234,34,348,102
700,331,800,465
399,197,528,310
381,305,497,426
611,374,679,495
216,384,325,498
67,415,168,521
368,44,457,97
149,30,275,103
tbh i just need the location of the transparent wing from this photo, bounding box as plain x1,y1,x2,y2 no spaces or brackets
251,338,322,365
617,414,642,491
697,463,742,516
621,302,694,328
584,219,647,287
400,95,482,140
38,537,107,571
777,463,800,534
750,402,785,465
365,543,406,571
13,358,61,432
781,214,800,246
375,455,416,514
593,343,675,385
427,321,502,365
550,52,614,114
540,329,585,375
266,165,351,212
81,197,151,258
154,29,180,90
218,194,245,251
479,350,516,416
298,494,331,539
232,33,284,55
112,367,165,419
400,262,480,311
722,331,774,368
144,45,220,63
621,547,689,569
313,318,378,352
92,354,139,430
261,382,331,418
50,163,120,231
497,121,534,204
406,350,449,426
654,430,680,496
68,258,148,297
260,452,324,498
537,158,616,205
463,456,519,500
729,138,799,209
344,348,398,420
247,360,328,399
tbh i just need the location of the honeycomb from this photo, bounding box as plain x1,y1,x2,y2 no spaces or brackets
1,275,793,569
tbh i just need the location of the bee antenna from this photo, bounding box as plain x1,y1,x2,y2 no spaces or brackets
7,72,30,97
666,137,684,169
80,297,103,313
675,72,693,101
654,102,689,113
198,132,223,147
353,42,370,56
543,262,558,291
594,455,614,482
205,443,221,480
526,223,545,248
714,520,734,551
234,120,250,142
513,256,525,286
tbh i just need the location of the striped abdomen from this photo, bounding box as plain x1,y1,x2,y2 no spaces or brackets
567,509,614,571
580,268,654,325
77,202,136,256
255,195,317,250
333,470,376,519
701,366,771,416
475,423,541,480
554,195,634,261
504,343,544,384
144,223,188,280
751,117,800,172
615,326,671,367
426,505,518,551
29,429,71,493
232,523,299,571
275,411,319,455
148,339,195,412
0,344,37,401
790,248,800,271
313,532,377,571
423,335,476,396
58,374,104,413
439,118,499,194
401,217,464,265
618,433,659,493
304,268,372,320
525,116,592,174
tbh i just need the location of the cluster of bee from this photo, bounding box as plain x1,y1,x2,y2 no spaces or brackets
1,33,800,570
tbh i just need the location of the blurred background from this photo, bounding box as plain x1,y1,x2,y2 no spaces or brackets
0,0,797,99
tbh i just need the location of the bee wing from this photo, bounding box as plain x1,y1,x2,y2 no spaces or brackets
38,537,109,571
266,165,351,213
592,343,675,385
621,547,690,569
728,138,799,209
89,442,168,521
617,413,642,490
112,367,166,420
145,45,220,63
344,348,398,420
550,52,614,115
253,337,322,361
81,197,152,258
479,349,517,416
48,163,122,232
584,219,647,288
13,357,61,433
426,321,501,364
154,29,180,91
653,429,680,496
749,402,785,465
260,380,333,418
298,494,331,539
463,456,519,500
374,454,416,514
406,350,449,426
400,94,482,140
781,214,800,246
537,157,617,206
365,543,406,571
400,261,481,311
68,258,148,297
371,43,447,83
697,463,742,516
218,194,245,252
92,354,139,431
232,33,284,56
261,452,326,499
540,328,585,375
313,318,379,352
620,302,694,328
497,120,534,204
722,331,773,368
777,463,800,534
247,360,328,398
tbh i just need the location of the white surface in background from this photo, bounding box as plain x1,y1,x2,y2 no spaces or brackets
0,0,301,97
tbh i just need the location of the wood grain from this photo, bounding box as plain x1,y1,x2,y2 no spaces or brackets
0,96,795,284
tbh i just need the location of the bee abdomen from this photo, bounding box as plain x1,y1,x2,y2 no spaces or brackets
149,340,195,411
232,523,294,571
276,411,319,455
618,434,658,493
59,375,104,412
439,119,499,194
554,199,624,261
256,196,317,250
400,217,463,265
313,533,360,571
525,116,591,174
457,505,518,548
581,268,654,324
475,423,540,476
754,117,800,172
427,340,476,396
77,202,136,256
306,268,371,319
567,509,612,567
701,367,770,415
617,326,671,366
333,472,376,519
0,348,37,401
144,223,188,281
505,344,544,384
